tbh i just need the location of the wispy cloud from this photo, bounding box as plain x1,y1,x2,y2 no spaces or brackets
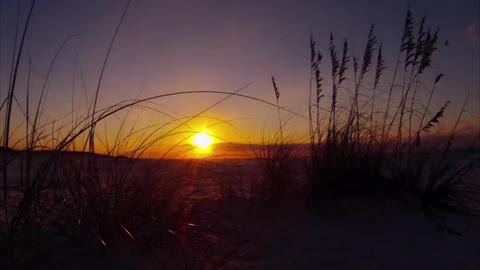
466,23,479,45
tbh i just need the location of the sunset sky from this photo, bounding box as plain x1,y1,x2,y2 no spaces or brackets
0,0,478,156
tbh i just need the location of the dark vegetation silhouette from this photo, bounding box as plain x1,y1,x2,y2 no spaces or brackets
300,9,478,212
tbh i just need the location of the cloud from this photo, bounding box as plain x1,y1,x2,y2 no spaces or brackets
466,23,479,44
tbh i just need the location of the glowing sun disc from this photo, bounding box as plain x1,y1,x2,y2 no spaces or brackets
193,131,212,149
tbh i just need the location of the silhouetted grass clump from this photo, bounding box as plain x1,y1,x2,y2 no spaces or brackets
251,77,297,200
302,9,477,210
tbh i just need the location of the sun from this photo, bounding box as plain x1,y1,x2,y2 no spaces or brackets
192,131,212,150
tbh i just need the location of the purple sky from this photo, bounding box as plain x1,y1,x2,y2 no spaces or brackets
0,0,478,148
